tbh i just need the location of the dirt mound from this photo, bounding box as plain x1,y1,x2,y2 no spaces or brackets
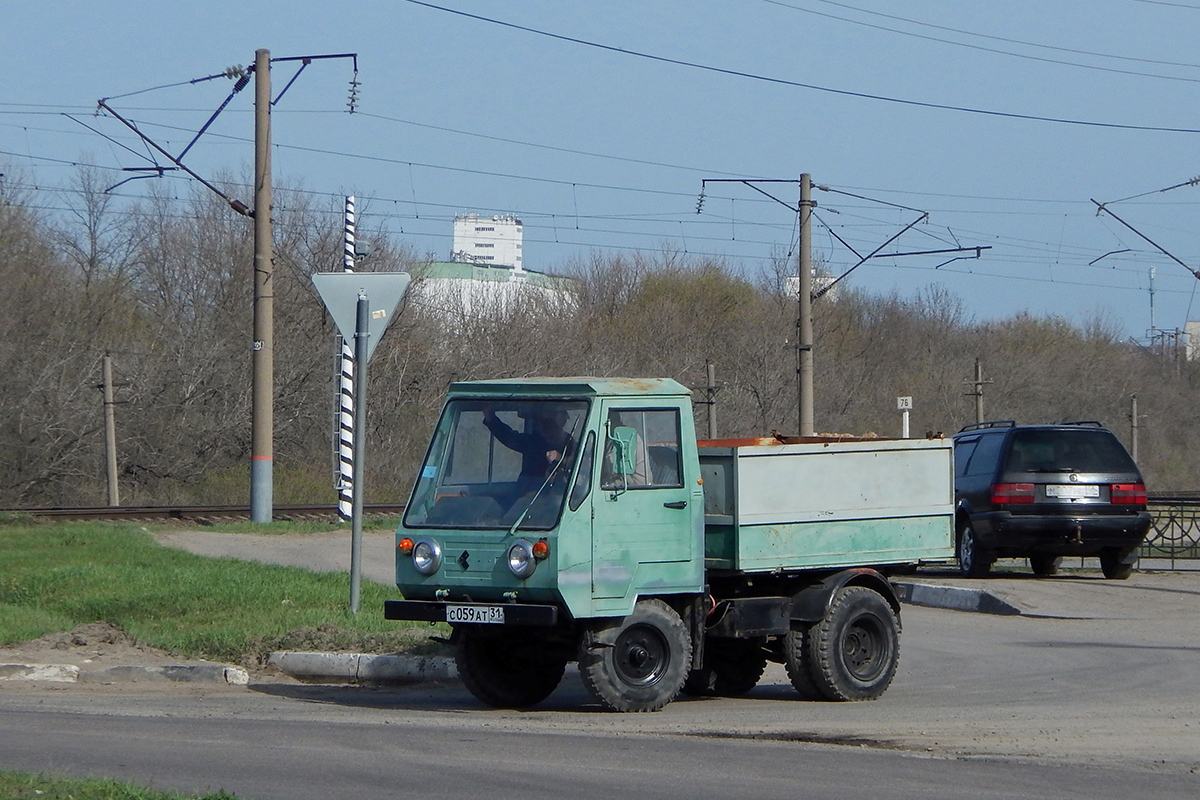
0,622,182,667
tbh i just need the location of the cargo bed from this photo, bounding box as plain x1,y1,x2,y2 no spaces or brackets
699,436,955,571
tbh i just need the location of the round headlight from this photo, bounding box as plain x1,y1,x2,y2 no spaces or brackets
507,539,537,579
412,538,442,575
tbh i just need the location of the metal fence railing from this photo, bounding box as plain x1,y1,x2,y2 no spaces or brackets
1143,494,1200,565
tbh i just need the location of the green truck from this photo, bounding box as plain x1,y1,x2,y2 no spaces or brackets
384,377,954,712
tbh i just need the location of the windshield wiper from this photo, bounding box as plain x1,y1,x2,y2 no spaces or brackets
507,414,583,535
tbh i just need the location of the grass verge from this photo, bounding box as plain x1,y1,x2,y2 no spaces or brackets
0,771,240,800
0,521,448,665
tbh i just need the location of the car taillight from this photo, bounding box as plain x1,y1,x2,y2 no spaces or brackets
1111,483,1147,505
992,482,1035,505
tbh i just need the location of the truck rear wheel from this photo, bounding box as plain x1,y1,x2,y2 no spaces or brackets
682,637,768,697
455,630,566,709
579,599,691,712
791,586,899,701
783,622,822,700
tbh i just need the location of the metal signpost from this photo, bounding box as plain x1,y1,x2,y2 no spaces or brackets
897,396,913,439
313,272,411,613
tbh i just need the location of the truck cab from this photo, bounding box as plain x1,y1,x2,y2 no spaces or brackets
394,377,703,617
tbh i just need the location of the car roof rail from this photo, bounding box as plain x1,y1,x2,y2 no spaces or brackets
1060,419,1104,427
957,420,1016,432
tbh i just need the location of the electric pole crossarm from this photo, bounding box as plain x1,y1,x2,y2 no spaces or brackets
813,215,863,259
1091,199,1200,280
814,213,929,300
95,100,251,216
177,72,251,161
700,178,801,212
881,245,992,259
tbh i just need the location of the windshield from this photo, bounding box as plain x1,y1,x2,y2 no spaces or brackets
404,398,590,531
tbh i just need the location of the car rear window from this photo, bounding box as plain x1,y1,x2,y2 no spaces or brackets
1004,429,1137,474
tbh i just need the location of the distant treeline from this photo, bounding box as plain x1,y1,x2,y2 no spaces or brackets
2,166,1196,506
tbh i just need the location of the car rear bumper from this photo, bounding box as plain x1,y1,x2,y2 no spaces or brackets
973,511,1152,556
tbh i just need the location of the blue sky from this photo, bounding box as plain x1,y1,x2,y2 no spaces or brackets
4,0,1200,339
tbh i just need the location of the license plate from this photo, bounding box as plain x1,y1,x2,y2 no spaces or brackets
1046,484,1100,499
446,604,505,624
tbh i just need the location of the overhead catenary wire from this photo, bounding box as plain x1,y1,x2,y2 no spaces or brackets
401,0,1200,134
760,0,1200,82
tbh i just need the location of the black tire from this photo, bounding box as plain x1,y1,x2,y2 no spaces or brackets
957,519,993,577
681,638,767,697
1029,554,1062,576
1099,547,1136,580
578,599,691,712
783,621,823,700
455,630,566,709
804,586,900,701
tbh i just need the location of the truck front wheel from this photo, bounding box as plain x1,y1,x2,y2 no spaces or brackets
579,599,691,712
789,586,899,701
455,630,566,709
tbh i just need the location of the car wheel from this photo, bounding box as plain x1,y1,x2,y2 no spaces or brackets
1099,547,1136,580
1029,554,1062,576
956,520,992,577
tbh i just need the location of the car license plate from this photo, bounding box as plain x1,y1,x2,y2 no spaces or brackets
446,604,505,624
1046,484,1100,498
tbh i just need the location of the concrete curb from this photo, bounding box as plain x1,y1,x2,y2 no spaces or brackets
893,581,1022,615
0,663,81,683
0,662,249,685
267,651,458,684
0,585,1013,686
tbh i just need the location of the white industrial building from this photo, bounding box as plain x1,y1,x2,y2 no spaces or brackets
410,212,573,318
786,270,838,302
451,213,524,270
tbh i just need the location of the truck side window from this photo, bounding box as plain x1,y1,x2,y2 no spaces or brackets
601,409,682,489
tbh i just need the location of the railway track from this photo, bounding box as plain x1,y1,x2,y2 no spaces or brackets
2,503,406,524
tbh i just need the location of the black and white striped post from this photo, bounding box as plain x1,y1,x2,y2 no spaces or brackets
336,196,356,521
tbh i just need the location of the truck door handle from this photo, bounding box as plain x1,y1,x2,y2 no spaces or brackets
663,500,687,509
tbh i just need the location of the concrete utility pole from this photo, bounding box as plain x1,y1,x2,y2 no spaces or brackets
102,354,120,506
798,173,815,436
706,361,718,439
1130,394,1141,463
964,358,992,424
250,48,274,524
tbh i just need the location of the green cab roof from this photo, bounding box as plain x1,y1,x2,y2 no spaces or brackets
447,376,690,398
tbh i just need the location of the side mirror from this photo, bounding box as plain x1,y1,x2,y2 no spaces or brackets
610,426,638,476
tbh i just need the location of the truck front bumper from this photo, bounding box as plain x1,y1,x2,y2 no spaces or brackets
384,599,560,627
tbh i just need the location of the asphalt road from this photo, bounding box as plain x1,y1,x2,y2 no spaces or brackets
1,661,1197,800
2,530,1196,799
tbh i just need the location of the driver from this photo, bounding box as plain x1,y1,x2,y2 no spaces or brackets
482,405,573,492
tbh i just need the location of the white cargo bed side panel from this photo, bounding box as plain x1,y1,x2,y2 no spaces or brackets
734,440,953,525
